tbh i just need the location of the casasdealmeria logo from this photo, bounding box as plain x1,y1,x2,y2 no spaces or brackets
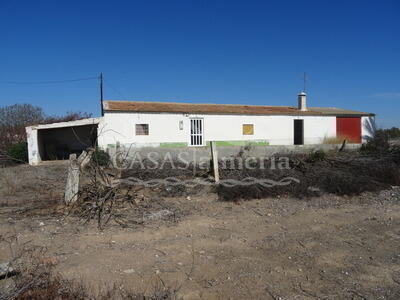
107,150,300,188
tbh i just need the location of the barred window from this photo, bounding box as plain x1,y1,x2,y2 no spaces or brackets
190,119,204,146
135,124,149,135
242,124,254,135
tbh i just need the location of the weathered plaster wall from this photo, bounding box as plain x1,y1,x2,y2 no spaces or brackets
97,112,337,148
26,127,40,165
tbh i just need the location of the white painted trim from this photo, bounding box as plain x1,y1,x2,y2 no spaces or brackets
26,117,102,131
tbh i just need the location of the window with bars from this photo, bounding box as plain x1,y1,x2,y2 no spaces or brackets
242,124,254,135
135,124,149,135
190,119,204,146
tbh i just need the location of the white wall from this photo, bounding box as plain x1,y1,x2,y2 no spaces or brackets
97,112,337,147
26,127,40,165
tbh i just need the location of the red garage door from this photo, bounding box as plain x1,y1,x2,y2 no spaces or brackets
336,117,361,143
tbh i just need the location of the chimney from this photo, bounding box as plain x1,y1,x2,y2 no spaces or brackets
298,92,307,111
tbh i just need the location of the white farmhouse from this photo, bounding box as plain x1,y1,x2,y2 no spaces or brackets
26,92,375,165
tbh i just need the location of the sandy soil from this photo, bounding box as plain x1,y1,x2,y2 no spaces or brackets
1,163,400,299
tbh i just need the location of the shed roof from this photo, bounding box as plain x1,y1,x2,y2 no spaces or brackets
103,100,374,116
26,117,102,130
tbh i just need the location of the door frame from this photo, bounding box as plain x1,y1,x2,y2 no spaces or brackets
294,119,304,145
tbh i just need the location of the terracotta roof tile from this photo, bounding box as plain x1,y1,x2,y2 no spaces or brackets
104,101,317,115
103,100,373,116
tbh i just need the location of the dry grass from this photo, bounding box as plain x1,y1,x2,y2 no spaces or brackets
12,270,177,300
322,136,346,144
0,168,22,196
0,163,68,218
0,237,178,300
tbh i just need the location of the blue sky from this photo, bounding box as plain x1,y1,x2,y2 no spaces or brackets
0,0,399,128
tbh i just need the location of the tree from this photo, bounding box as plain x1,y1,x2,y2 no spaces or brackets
44,111,92,123
0,104,45,151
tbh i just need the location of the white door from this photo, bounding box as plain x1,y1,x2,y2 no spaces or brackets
190,119,204,146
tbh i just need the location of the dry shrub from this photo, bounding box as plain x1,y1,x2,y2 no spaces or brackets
14,271,177,300
2,243,177,300
316,169,380,195
0,168,21,196
217,149,400,201
14,271,89,300
12,268,177,300
217,157,310,201
72,160,183,229
305,149,326,163
217,180,309,201
360,131,391,155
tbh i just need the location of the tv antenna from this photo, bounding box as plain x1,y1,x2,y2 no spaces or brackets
303,72,307,93
99,72,104,116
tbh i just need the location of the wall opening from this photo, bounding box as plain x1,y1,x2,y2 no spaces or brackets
37,124,98,161
294,119,304,145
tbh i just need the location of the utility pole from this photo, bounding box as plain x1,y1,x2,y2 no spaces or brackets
99,72,104,116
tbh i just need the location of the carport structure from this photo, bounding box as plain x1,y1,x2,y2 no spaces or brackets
26,118,101,165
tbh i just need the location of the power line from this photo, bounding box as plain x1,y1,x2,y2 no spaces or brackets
0,76,99,85
104,80,127,100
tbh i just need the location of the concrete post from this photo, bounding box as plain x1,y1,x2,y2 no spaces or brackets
26,127,41,165
64,154,80,205
210,141,219,183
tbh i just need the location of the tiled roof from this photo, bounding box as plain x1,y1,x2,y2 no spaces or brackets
307,107,374,116
103,100,374,116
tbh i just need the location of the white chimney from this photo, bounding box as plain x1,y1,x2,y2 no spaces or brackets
298,92,307,111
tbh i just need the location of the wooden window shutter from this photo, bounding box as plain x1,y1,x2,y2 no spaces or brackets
242,124,254,135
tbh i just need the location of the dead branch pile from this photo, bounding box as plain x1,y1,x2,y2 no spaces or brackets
70,161,182,229
68,161,124,229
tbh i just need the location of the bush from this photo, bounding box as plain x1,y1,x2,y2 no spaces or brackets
360,131,390,155
376,127,400,139
7,142,28,163
91,148,110,167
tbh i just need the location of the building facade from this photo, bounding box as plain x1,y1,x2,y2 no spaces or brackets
26,93,375,165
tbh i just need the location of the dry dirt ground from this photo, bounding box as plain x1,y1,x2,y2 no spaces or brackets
1,163,400,299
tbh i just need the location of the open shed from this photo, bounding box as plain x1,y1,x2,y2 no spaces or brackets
26,118,101,165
